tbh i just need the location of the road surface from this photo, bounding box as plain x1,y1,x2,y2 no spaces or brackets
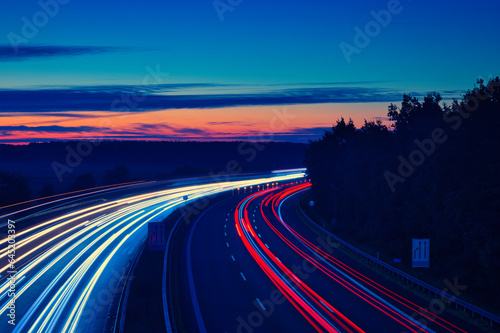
0,171,305,332
178,183,483,332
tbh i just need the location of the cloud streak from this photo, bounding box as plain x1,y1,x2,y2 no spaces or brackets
0,125,108,133
0,84,410,113
0,122,334,144
0,45,123,61
134,123,210,136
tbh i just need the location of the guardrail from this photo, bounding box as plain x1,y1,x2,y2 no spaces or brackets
297,198,500,328
115,239,146,332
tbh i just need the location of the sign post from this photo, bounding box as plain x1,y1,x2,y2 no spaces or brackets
412,238,430,268
148,222,166,251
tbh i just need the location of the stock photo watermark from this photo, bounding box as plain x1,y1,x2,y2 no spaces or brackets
384,79,500,192
7,0,71,53
213,0,243,21
81,268,135,323
402,277,468,333
179,106,296,225
50,64,170,182
234,234,340,332
339,0,405,64
5,219,17,326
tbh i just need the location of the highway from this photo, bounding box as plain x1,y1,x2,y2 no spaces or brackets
0,171,305,333
178,183,483,333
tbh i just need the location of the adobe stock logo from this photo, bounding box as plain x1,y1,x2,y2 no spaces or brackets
339,0,406,64
384,78,500,192
213,0,243,21
7,0,71,53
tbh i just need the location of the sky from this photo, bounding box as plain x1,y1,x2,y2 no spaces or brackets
0,0,498,143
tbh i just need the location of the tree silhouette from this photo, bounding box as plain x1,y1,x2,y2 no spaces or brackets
304,77,500,313
38,183,55,198
69,173,96,191
103,165,131,185
0,171,30,206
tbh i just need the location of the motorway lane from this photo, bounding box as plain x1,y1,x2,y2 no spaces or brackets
181,183,484,332
4,198,173,333
236,187,407,332
0,171,287,226
0,171,305,332
178,190,313,333
0,181,160,223
274,188,484,333
258,185,483,332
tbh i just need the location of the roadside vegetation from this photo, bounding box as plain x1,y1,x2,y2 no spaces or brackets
304,78,500,314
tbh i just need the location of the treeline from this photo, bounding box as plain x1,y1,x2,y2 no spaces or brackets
0,141,306,206
304,78,500,312
0,164,133,206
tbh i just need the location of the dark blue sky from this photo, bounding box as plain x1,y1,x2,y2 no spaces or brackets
0,0,499,142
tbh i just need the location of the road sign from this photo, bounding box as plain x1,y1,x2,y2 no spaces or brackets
412,238,430,268
148,222,166,251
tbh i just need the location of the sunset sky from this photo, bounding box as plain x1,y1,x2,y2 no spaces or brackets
0,0,498,143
